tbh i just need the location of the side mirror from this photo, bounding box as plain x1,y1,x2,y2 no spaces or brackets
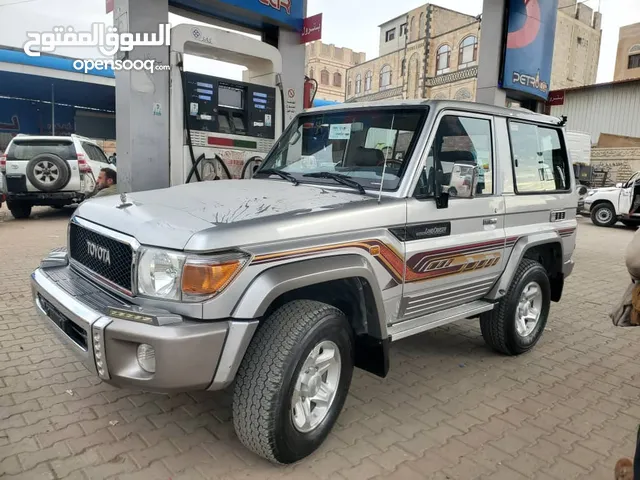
616,182,624,188
447,163,479,199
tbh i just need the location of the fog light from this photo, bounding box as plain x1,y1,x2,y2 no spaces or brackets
137,344,156,373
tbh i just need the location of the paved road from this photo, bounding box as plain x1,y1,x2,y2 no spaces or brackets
1,205,639,479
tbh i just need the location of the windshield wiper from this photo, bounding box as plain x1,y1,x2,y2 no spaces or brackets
257,169,299,185
303,172,367,194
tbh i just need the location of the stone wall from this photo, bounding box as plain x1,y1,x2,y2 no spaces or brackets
590,147,640,183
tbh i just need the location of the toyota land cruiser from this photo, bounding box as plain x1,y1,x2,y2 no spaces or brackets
31,100,577,464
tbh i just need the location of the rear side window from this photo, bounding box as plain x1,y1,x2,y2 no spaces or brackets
509,121,570,193
7,140,76,161
81,142,109,163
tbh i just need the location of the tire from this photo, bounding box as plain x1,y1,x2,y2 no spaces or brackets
26,153,71,192
480,259,550,356
7,201,32,219
590,203,617,227
233,300,354,464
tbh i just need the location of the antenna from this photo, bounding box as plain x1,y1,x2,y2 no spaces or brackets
378,114,396,204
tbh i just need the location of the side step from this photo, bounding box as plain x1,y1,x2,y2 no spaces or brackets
388,300,495,342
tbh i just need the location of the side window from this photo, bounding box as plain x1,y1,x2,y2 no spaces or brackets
509,122,570,192
414,115,493,198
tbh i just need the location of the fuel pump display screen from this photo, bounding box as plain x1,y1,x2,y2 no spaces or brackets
218,85,243,110
184,71,276,140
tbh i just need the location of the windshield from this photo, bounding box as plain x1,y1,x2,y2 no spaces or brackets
256,107,428,191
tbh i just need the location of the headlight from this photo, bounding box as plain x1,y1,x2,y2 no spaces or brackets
136,248,248,301
137,248,185,300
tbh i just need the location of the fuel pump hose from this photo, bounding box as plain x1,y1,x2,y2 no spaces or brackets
186,153,232,184
178,60,202,182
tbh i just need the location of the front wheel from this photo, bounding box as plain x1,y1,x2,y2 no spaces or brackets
590,203,617,227
233,300,354,464
480,259,550,356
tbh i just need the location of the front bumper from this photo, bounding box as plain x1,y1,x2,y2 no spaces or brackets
31,253,257,393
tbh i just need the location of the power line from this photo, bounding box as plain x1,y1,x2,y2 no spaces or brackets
0,0,41,7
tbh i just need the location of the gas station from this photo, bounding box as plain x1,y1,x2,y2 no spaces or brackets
112,0,310,192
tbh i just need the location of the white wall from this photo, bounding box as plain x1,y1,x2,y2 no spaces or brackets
550,81,640,145
379,17,406,57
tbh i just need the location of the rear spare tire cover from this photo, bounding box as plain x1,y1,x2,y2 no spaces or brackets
26,153,71,192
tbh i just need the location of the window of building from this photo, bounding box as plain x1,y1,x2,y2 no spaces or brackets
320,69,330,85
385,28,396,42
629,47,640,69
436,44,451,75
401,58,406,77
414,115,494,197
379,65,392,89
355,74,362,94
459,36,478,68
509,121,570,193
419,12,424,38
410,16,416,38
333,72,342,87
347,78,352,96
364,71,373,91
400,23,408,36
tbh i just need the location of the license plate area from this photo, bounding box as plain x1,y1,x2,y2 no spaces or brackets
38,294,88,350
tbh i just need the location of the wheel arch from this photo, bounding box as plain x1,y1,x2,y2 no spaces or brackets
231,254,390,378
590,198,617,213
487,233,565,303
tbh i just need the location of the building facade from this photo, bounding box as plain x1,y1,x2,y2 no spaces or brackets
345,1,602,104
305,41,366,102
614,22,640,81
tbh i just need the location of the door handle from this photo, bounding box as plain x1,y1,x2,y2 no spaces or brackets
483,218,498,225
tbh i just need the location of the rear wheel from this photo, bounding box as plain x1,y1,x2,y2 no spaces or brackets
480,259,550,356
590,203,617,227
233,300,354,464
7,201,32,219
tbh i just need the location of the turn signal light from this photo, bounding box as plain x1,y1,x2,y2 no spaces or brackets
182,259,244,296
0,154,6,173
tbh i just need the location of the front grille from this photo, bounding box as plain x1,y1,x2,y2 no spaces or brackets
69,222,133,293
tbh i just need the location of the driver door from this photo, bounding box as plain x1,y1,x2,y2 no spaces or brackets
396,111,506,325
619,173,639,215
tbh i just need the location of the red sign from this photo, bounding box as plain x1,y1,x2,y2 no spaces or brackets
106,0,114,13
300,13,322,44
547,90,565,106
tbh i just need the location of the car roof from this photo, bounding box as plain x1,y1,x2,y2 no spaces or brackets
8,134,100,146
304,99,562,126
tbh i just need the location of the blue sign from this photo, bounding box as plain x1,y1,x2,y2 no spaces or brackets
0,98,75,136
170,0,303,31
501,0,559,100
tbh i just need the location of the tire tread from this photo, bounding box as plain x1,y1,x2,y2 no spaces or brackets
480,259,546,355
233,300,344,463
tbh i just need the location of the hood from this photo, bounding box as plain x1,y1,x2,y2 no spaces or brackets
74,179,387,250
590,186,620,193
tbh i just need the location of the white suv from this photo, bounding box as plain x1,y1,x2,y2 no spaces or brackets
0,134,115,219
582,171,640,227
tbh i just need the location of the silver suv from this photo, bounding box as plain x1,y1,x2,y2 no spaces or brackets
31,101,577,464
0,134,114,218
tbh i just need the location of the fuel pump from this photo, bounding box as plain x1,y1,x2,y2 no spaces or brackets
169,24,284,185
